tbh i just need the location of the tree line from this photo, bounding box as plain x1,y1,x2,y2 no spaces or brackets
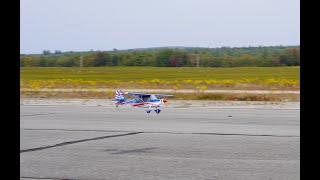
20,46,300,67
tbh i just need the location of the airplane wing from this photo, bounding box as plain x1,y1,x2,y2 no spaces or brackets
126,92,151,96
126,92,173,97
153,94,174,97
126,92,151,99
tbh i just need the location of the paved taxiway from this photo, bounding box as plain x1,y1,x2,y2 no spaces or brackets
20,104,300,180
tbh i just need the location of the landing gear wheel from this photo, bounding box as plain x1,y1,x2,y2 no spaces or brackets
146,110,151,113
155,109,161,114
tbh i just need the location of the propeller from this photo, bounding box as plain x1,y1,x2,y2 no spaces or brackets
160,98,168,106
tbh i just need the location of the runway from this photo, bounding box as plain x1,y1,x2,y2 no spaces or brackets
20,104,300,180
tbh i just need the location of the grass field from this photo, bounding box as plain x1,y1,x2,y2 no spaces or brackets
20,66,300,91
20,91,300,102
21,66,300,80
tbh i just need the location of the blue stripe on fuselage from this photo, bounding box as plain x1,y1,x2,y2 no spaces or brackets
148,99,160,102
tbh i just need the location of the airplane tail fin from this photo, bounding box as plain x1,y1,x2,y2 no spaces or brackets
115,90,126,101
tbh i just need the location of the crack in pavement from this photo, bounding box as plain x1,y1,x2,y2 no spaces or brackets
23,128,131,133
20,113,57,117
22,128,299,138
20,132,142,153
20,177,75,180
189,132,299,137
104,147,157,155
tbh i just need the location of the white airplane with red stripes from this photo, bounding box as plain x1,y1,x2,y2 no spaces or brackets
114,90,173,114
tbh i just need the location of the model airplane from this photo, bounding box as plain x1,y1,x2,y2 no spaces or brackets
114,90,173,114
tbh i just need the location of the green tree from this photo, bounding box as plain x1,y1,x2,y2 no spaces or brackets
21,56,41,67
155,49,174,66
82,52,112,67
54,50,62,54
111,54,119,66
237,54,257,67
42,50,51,55
56,57,74,67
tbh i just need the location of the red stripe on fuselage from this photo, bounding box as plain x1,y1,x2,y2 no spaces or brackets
131,103,145,107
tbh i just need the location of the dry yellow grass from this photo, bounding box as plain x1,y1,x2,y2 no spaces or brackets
20,91,299,102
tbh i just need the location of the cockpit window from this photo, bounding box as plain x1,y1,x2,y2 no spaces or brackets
142,96,150,102
150,95,157,100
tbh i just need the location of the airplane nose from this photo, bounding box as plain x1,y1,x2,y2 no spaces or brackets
163,99,168,103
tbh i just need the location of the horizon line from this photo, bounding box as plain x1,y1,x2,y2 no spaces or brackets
20,44,300,55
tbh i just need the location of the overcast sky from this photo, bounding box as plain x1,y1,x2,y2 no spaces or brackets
20,0,300,54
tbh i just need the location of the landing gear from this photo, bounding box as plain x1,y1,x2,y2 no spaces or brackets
146,107,161,114
154,109,161,114
146,105,152,114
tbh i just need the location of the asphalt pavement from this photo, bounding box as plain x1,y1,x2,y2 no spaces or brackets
20,103,300,180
